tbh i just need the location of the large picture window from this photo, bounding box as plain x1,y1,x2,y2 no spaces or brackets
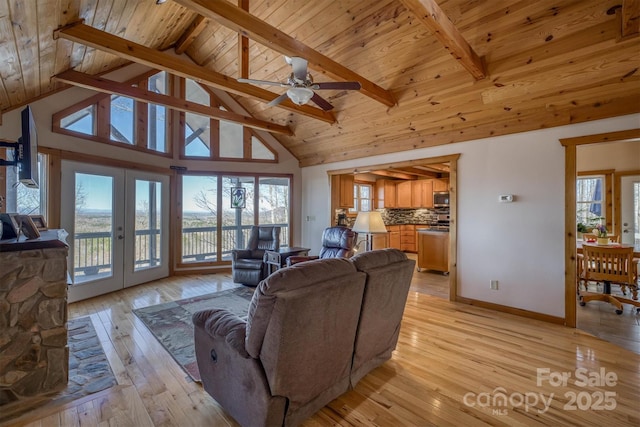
179,173,291,265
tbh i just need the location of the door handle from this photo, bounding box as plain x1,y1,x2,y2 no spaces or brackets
118,235,124,240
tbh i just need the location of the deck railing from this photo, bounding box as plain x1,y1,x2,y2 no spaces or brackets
73,224,289,277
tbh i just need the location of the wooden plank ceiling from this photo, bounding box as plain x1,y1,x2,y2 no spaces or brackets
0,0,638,166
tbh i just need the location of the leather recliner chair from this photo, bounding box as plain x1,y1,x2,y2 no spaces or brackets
286,226,357,266
231,226,280,286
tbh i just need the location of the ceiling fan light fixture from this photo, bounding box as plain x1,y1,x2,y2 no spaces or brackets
287,87,314,105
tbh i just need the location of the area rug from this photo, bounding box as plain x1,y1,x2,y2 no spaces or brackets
64,316,118,399
0,316,117,424
132,286,255,382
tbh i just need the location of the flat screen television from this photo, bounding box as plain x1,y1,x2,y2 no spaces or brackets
0,106,39,188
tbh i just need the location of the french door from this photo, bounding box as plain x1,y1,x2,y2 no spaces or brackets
620,174,640,245
61,161,169,302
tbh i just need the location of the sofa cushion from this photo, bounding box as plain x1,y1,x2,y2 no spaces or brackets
350,248,415,385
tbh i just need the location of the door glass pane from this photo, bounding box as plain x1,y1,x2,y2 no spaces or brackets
182,175,218,263
221,176,255,259
74,173,114,283
135,179,162,271
259,177,290,247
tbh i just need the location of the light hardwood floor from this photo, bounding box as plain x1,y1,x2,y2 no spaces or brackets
2,271,639,427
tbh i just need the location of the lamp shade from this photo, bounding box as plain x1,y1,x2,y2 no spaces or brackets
287,87,314,105
352,211,387,234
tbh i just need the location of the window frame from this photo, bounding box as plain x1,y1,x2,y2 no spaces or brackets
350,181,374,213
176,171,293,268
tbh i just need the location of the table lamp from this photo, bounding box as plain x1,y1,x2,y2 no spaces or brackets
352,211,387,252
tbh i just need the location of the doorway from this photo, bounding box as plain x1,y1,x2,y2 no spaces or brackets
61,161,170,302
620,175,640,245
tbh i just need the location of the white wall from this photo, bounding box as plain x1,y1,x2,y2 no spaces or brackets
578,140,640,171
301,114,640,318
0,64,303,244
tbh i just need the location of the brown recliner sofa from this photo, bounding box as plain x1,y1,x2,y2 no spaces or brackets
192,249,415,427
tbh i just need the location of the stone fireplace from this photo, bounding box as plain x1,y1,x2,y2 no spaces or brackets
0,231,69,407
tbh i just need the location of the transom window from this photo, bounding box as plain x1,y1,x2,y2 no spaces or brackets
52,71,277,162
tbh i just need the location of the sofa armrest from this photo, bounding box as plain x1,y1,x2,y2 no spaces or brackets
231,249,253,262
193,309,249,358
286,255,319,266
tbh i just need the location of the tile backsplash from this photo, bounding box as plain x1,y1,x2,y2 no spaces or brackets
335,208,443,226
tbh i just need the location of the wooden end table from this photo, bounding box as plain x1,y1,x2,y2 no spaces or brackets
265,247,310,273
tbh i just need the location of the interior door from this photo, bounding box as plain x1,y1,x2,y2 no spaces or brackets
61,161,169,302
620,175,640,245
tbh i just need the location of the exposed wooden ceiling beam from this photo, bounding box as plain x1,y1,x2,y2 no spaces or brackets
621,0,640,38
54,22,336,124
398,0,486,80
369,170,416,180
390,167,439,178
238,0,249,79
174,15,208,55
173,0,396,108
53,69,294,136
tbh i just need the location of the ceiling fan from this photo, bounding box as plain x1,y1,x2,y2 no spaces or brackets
237,56,361,111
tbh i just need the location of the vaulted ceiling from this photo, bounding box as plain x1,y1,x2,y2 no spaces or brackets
1,0,638,166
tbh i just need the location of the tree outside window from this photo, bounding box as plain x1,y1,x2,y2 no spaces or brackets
577,176,604,228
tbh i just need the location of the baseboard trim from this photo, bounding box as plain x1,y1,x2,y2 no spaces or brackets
455,296,565,325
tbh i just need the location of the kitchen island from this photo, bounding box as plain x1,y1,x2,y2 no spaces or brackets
417,229,449,273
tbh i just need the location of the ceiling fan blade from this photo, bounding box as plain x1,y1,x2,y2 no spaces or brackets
267,93,289,107
310,93,334,111
313,81,362,91
237,78,287,87
290,57,308,81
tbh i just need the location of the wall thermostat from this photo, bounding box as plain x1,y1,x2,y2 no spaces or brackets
499,194,514,202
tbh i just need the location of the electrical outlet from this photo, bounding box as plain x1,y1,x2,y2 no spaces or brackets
490,280,499,290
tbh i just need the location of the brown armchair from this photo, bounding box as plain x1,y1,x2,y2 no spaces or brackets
231,226,281,286
287,226,357,266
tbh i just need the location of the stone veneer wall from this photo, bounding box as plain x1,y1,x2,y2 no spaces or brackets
0,246,69,406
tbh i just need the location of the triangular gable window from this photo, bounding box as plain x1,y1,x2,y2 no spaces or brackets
52,71,279,162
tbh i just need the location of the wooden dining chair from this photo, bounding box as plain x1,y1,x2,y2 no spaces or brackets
578,244,639,314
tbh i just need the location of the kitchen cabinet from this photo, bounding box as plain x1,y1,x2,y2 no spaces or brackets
375,179,397,209
331,174,354,208
400,224,416,252
387,225,401,249
419,180,434,208
371,233,388,250
417,230,449,272
433,178,449,192
396,181,412,207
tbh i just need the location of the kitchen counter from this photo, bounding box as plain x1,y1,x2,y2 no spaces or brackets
417,229,449,272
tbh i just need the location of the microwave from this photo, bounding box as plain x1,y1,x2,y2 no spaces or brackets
433,191,449,208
